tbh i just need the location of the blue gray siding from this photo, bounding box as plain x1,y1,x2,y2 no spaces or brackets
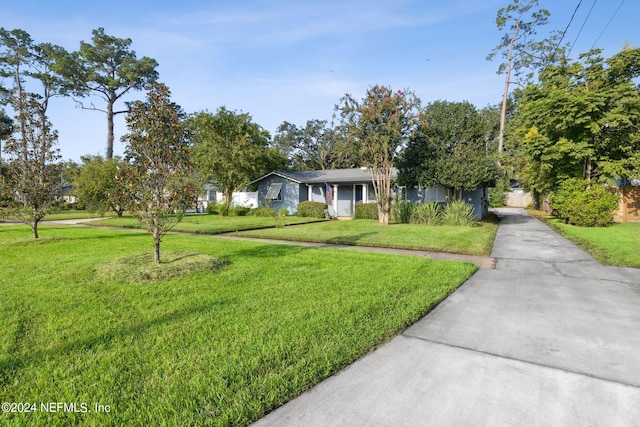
462,185,489,220
405,184,487,220
256,176,301,214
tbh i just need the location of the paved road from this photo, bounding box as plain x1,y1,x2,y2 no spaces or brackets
253,208,640,426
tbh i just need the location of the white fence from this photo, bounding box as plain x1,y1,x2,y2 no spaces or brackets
211,191,258,208
505,190,533,208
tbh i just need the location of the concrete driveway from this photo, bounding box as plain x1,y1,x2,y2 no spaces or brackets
253,208,640,426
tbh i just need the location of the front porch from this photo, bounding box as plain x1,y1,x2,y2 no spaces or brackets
307,183,377,217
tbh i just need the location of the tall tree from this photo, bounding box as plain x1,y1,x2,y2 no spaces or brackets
487,0,563,154
398,100,499,200
0,28,66,160
56,28,158,159
336,85,420,224
190,107,286,215
119,83,196,264
511,47,640,203
0,109,12,160
273,119,346,170
3,93,61,238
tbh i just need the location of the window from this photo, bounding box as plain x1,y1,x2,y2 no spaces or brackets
265,183,283,201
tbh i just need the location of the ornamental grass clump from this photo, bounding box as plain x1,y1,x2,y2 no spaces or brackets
391,200,414,223
441,200,475,226
412,201,442,225
250,205,277,217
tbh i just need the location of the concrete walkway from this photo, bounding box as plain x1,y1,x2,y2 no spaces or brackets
253,208,640,426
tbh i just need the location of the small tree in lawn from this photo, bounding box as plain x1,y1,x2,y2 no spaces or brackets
120,82,196,264
336,85,420,224
73,154,128,216
3,93,61,238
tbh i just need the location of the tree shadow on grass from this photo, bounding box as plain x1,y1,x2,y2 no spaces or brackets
222,242,309,261
325,232,377,246
64,231,149,241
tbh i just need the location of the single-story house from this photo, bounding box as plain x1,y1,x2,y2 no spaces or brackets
249,168,490,219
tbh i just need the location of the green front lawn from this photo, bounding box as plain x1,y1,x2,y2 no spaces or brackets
91,214,324,234
235,219,498,256
0,224,476,426
529,210,640,268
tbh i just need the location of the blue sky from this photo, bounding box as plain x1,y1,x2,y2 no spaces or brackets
3,0,638,161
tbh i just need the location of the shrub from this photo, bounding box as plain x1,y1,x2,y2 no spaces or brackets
412,201,442,225
551,178,619,227
275,208,288,228
391,200,414,223
354,202,379,220
489,178,510,208
206,203,219,215
296,201,327,218
228,206,250,216
249,206,276,217
441,200,476,226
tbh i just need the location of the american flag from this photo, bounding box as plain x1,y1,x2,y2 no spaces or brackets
325,183,333,205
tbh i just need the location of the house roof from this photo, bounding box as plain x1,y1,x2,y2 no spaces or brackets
250,168,399,185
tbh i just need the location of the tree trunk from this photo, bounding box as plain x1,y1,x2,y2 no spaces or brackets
498,22,519,157
106,98,115,160
223,187,234,216
153,229,161,264
584,156,592,188
378,209,390,225
31,221,39,239
533,190,541,210
498,67,511,155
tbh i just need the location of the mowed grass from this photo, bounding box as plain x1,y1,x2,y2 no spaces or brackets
91,214,324,234
0,224,476,426
529,210,640,267
235,219,499,256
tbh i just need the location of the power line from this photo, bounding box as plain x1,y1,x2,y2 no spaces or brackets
568,0,598,57
551,0,582,61
591,0,626,49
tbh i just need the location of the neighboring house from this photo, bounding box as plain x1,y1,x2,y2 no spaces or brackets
249,168,490,219
58,183,76,204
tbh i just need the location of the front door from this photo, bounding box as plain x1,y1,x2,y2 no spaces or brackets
355,185,363,204
337,186,354,217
